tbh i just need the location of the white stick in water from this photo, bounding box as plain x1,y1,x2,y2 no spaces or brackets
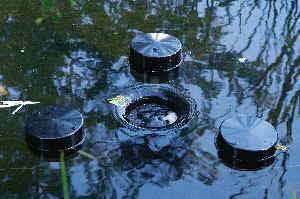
162,111,178,124
0,101,40,114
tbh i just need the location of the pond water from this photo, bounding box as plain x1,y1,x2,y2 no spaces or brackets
1,0,300,198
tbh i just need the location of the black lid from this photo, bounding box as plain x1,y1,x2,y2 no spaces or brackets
129,33,182,73
219,114,278,152
216,114,278,170
111,84,196,133
130,66,179,83
25,106,85,153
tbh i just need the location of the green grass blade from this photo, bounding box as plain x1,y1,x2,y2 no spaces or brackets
60,152,70,199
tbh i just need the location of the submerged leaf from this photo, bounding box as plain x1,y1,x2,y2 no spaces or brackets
35,17,44,25
0,85,8,96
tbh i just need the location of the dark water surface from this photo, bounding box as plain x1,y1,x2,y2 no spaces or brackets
1,0,300,198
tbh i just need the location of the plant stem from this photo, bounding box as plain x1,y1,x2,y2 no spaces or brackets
60,152,70,199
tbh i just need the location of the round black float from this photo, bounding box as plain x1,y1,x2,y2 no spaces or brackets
216,114,279,170
25,106,85,157
129,33,182,82
112,84,195,132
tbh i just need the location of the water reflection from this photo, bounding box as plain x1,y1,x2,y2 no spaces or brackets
0,0,300,198
79,123,218,198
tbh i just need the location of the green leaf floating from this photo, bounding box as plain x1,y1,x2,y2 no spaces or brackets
275,145,288,151
108,95,131,107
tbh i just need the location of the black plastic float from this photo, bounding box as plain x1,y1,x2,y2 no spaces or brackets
129,33,182,82
110,84,197,152
216,114,279,170
112,84,195,131
25,106,85,157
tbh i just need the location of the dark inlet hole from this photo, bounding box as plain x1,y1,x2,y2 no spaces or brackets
123,96,190,130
